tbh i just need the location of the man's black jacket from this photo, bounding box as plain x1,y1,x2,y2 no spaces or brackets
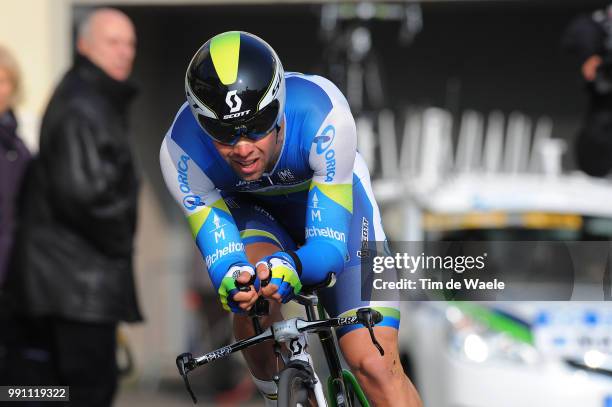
7,55,142,323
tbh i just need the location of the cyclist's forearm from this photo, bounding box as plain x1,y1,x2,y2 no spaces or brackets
300,181,353,284
160,134,249,287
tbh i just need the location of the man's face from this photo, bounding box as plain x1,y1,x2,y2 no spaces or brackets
0,68,14,114
213,128,280,181
78,11,136,82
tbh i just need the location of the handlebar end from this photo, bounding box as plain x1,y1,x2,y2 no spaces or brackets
356,307,383,325
356,308,385,356
176,352,195,374
176,353,198,404
371,309,383,324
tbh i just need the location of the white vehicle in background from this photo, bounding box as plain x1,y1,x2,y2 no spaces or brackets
398,176,612,407
370,108,612,406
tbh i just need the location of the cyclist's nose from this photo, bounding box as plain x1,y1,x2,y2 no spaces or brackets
232,139,255,157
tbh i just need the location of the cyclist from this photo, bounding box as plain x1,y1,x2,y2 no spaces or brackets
160,31,422,407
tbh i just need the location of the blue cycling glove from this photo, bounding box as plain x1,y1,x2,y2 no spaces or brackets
256,251,302,303
217,263,256,313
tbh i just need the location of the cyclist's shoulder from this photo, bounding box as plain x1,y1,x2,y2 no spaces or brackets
284,73,353,150
285,72,349,108
164,102,212,153
166,102,198,137
161,101,222,174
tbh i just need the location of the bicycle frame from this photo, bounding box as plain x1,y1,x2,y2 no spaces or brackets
176,294,383,406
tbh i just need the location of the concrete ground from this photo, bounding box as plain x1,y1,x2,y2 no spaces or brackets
114,377,263,407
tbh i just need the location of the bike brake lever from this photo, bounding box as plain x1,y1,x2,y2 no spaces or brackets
356,308,385,356
176,353,198,404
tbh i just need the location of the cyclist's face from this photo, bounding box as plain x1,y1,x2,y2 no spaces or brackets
213,123,283,181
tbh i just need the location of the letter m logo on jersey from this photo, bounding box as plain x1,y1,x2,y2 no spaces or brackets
214,229,226,243
211,214,227,243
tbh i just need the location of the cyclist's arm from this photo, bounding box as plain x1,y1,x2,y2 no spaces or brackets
296,105,357,285
160,135,249,295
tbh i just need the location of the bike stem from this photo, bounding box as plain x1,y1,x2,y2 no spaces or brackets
250,296,269,335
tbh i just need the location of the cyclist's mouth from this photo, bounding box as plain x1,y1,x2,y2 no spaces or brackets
234,158,259,175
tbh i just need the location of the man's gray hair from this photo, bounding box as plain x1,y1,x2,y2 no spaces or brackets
76,7,122,41
76,8,95,41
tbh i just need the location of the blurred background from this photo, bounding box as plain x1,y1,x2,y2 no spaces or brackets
2,0,612,406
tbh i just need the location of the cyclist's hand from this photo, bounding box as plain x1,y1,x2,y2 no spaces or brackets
256,253,302,303
218,264,258,313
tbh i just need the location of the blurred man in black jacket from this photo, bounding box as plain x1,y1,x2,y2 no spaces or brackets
5,8,142,406
564,4,612,177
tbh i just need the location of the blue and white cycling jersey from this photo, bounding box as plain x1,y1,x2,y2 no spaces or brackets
161,73,399,334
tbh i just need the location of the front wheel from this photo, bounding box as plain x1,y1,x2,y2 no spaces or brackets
277,367,315,407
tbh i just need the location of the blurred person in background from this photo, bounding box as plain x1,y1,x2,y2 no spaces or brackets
0,45,30,288
4,8,142,406
0,45,31,383
563,4,612,177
